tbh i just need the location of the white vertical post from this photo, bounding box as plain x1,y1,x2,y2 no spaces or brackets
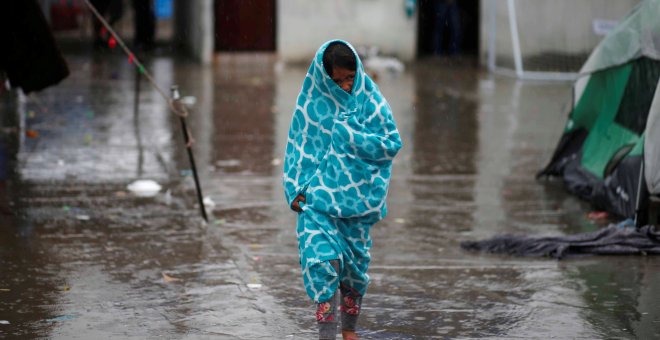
174,0,214,64
198,0,214,64
507,0,523,78
487,0,497,72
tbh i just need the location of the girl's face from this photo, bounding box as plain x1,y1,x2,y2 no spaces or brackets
331,66,356,94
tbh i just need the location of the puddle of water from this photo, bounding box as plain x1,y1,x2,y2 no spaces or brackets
2,50,660,339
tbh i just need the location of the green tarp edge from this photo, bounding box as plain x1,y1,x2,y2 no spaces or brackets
566,63,631,133
566,63,636,178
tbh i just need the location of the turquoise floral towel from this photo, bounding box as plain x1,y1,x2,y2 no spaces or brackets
283,40,402,302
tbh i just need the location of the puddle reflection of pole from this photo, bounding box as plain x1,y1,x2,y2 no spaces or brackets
134,67,144,178
171,86,208,222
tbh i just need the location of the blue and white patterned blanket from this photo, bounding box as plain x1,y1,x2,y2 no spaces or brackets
283,40,402,302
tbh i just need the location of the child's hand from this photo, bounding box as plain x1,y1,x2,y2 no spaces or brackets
291,194,306,212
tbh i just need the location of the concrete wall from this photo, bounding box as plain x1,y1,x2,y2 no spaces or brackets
174,0,214,64
278,0,417,63
480,0,640,69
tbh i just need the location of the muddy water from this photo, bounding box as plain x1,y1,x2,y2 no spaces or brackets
1,51,660,339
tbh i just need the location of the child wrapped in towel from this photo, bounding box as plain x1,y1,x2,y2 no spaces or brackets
283,40,402,340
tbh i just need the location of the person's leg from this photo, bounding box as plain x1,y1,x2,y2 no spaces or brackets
90,0,112,48
297,213,363,339
317,260,341,340
447,3,461,55
131,0,156,49
433,2,450,55
339,284,362,339
335,220,372,339
0,133,10,215
107,0,124,26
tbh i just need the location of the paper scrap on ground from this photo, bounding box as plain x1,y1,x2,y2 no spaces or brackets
203,196,216,208
162,272,181,283
127,180,162,197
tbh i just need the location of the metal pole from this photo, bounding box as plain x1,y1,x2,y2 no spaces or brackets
634,158,645,228
487,0,497,73
134,67,144,178
171,86,208,222
507,0,523,78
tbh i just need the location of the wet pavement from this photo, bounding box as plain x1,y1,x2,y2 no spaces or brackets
2,47,660,339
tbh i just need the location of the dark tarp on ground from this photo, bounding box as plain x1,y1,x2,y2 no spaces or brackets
0,0,69,93
461,224,660,259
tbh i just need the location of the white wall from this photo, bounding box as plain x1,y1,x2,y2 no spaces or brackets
480,0,640,68
278,0,417,63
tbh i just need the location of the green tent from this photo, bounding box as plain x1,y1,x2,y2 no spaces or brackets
539,0,660,220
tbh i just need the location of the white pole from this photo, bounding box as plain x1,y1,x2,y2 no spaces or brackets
197,0,214,65
507,0,523,78
487,0,497,72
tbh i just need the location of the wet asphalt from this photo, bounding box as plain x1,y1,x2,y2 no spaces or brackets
1,47,660,339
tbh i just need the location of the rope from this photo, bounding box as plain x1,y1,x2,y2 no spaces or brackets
82,0,208,223
81,0,188,117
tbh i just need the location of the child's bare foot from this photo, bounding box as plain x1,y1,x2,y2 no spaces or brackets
342,330,359,340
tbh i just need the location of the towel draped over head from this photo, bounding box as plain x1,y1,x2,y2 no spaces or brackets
283,39,402,222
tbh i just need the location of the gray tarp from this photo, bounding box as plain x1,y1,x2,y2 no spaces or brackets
461,224,660,259
580,0,660,75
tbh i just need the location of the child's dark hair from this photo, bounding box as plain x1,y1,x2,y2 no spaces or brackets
323,42,356,76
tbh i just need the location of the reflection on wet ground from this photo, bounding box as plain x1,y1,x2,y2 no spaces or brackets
2,49,660,339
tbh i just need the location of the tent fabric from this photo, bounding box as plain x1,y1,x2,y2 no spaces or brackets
615,58,660,135
540,64,631,181
536,129,588,178
568,63,631,137
474,1,660,258
591,155,643,218
568,58,660,179
581,0,660,75
540,56,660,218
576,63,633,179
645,80,660,195
461,223,660,259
